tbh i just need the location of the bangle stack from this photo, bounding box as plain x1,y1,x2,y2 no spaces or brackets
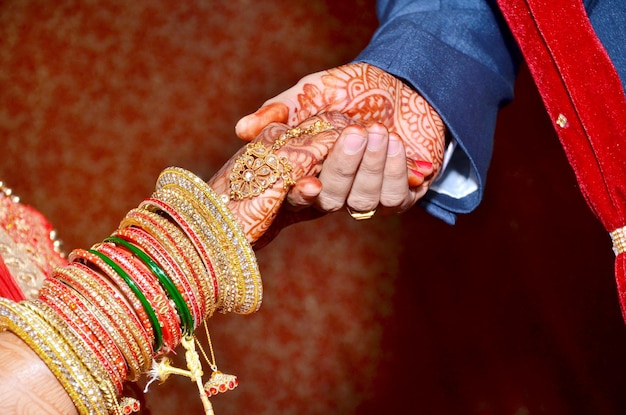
0,167,261,415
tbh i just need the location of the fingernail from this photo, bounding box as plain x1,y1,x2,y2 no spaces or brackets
343,132,367,155
408,169,425,187
235,115,255,140
415,160,433,169
387,137,402,157
301,181,320,197
367,133,385,151
234,116,248,131
409,168,424,178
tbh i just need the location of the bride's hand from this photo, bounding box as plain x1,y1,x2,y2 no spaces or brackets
208,112,351,246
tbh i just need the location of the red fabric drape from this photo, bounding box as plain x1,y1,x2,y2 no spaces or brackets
0,255,25,301
497,0,626,318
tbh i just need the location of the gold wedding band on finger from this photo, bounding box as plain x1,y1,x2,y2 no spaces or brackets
346,207,377,221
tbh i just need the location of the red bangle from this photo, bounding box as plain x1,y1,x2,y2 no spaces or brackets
54,263,149,380
151,187,241,312
138,197,221,312
95,242,182,353
69,248,155,351
113,226,202,330
152,187,236,312
119,208,212,321
39,276,126,389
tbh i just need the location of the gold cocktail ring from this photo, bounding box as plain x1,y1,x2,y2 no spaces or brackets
229,120,333,200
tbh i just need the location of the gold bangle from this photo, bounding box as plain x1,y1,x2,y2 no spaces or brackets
0,298,108,415
29,301,141,415
156,167,262,315
160,184,247,313
25,300,121,413
148,187,237,313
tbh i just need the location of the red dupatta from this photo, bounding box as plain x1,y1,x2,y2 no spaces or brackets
0,255,24,301
497,0,626,319
0,189,67,301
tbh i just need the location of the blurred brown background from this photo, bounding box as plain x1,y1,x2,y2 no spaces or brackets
1,1,626,414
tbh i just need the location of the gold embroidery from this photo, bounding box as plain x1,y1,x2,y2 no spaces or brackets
0,183,66,299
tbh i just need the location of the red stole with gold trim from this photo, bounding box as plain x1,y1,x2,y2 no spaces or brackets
497,0,626,319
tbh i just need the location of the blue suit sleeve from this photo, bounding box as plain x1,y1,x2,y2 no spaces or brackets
355,0,521,224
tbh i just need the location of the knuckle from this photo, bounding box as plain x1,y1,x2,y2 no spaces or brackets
359,163,385,177
317,193,345,213
322,163,358,182
380,193,407,208
346,195,378,212
380,184,410,208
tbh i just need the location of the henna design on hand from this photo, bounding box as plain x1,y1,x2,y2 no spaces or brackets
208,112,351,245
294,63,445,175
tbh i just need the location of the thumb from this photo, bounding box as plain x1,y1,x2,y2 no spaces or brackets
235,102,290,141
284,176,323,211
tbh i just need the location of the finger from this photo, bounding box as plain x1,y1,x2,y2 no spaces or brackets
345,123,389,212
235,102,290,141
406,159,434,187
379,134,413,213
235,70,327,141
415,160,434,176
315,125,368,212
285,177,322,211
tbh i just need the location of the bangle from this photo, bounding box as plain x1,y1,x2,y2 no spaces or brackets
156,184,243,312
115,209,207,322
49,266,146,382
68,248,155,356
0,298,108,415
160,184,256,314
149,188,239,313
112,227,202,329
38,277,128,384
118,209,211,321
56,262,151,375
25,300,121,411
138,196,224,311
93,243,181,353
80,248,164,353
156,167,261,314
104,235,195,336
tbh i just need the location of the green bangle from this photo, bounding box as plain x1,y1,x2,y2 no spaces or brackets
104,236,194,335
88,249,164,352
